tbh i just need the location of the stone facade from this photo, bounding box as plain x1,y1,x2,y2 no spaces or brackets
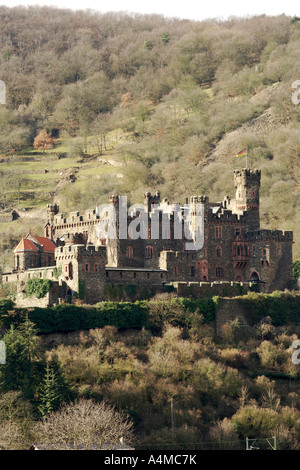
1,168,295,306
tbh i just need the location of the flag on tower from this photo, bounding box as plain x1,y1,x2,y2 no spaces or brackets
236,148,247,158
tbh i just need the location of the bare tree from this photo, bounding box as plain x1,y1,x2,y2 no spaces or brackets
36,398,134,450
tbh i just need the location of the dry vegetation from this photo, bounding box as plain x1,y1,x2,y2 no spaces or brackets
0,8,299,273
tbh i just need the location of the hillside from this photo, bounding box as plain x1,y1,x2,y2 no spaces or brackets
0,7,300,273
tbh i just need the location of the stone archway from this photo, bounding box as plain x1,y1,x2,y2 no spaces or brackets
66,288,72,303
250,271,260,281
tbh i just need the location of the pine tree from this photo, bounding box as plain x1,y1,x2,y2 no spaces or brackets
38,362,60,418
1,318,39,399
38,355,73,417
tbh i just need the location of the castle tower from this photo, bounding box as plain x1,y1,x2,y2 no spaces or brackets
47,203,59,224
233,169,261,231
144,191,160,212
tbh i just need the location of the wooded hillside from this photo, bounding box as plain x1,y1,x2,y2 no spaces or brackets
0,7,300,271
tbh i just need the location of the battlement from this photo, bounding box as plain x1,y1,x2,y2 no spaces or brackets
53,208,99,227
55,244,106,258
159,250,197,261
234,168,261,178
234,168,261,186
144,191,161,212
189,195,209,204
213,208,245,223
247,229,293,242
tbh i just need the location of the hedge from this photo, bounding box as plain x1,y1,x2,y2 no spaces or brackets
0,292,298,334
238,291,300,326
0,297,216,334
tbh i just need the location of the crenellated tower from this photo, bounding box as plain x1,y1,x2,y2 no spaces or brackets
233,168,261,231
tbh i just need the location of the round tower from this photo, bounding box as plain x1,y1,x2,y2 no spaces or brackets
233,168,261,231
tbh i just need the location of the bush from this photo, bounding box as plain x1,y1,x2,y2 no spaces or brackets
25,279,52,299
239,292,300,325
233,405,279,439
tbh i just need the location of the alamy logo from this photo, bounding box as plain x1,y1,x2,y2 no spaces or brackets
0,340,5,365
96,196,204,251
291,340,300,365
291,80,300,105
0,81,5,105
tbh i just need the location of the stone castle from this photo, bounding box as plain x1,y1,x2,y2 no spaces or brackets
2,168,294,306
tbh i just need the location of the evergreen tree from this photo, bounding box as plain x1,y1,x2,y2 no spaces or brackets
38,362,60,418
0,318,39,400
37,355,74,418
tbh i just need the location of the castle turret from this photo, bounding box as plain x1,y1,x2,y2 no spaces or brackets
47,203,59,224
144,191,160,212
233,169,261,231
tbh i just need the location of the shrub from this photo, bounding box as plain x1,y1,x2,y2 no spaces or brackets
25,279,52,299
233,405,279,438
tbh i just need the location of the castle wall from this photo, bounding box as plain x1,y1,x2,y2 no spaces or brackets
2,266,56,284
105,267,167,285
246,229,293,291
14,281,64,308
55,244,107,304
174,280,253,299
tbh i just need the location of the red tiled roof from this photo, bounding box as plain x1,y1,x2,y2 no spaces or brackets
14,238,39,252
32,236,56,253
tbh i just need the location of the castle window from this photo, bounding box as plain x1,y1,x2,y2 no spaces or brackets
235,228,241,238
216,246,222,257
133,272,136,278
85,263,90,272
94,263,99,272
147,272,150,278
145,245,153,259
120,271,123,278
216,267,224,278
191,266,195,277
252,246,256,257
174,266,179,275
203,248,207,258
126,246,134,258
276,244,282,256
215,226,222,238
106,271,109,277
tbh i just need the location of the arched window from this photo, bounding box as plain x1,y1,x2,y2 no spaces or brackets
250,271,260,281
126,246,134,258
216,246,222,257
216,267,224,278
145,245,153,259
